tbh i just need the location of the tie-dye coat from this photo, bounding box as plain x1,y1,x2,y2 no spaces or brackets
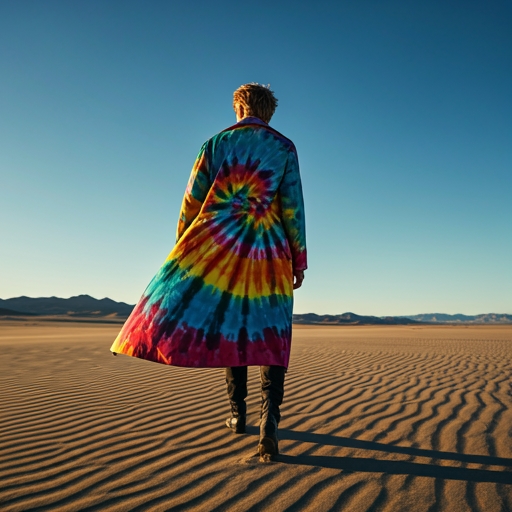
110,117,307,368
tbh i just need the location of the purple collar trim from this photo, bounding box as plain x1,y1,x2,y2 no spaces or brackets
236,116,269,126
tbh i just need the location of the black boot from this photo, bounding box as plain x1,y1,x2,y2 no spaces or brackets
225,366,247,434
259,365,285,460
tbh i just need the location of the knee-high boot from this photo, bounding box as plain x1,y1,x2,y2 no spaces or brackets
225,366,247,434
259,365,286,458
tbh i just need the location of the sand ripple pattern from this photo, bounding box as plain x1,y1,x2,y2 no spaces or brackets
1,324,511,511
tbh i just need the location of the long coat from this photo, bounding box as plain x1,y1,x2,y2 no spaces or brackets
110,117,307,368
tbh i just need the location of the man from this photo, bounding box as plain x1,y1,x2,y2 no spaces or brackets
223,84,306,460
111,83,307,460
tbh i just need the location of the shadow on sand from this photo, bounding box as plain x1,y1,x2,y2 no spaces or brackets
245,426,512,484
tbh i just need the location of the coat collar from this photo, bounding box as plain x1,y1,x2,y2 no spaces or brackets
236,116,269,127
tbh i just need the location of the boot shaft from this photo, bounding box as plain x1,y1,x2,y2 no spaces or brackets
226,366,248,417
260,365,286,424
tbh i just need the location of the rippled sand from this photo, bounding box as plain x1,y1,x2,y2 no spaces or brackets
1,322,511,511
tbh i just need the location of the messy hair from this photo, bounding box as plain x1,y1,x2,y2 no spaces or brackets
233,83,278,123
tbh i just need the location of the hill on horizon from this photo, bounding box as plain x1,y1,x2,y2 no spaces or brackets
292,312,418,325
403,313,512,324
0,295,133,318
0,295,510,324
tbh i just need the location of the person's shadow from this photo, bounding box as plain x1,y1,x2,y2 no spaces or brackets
245,427,512,484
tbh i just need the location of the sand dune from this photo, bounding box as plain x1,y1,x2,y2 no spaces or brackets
1,321,511,511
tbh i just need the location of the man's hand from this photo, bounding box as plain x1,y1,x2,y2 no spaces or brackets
293,270,305,290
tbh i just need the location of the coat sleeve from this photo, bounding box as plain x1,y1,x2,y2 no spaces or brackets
279,147,307,271
176,142,210,242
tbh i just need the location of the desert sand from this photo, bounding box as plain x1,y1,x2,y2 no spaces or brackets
1,321,511,511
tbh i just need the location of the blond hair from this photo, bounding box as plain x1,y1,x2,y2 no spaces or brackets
233,83,278,123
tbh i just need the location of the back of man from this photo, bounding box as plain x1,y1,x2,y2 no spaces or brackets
111,83,307,459
220,85,307,460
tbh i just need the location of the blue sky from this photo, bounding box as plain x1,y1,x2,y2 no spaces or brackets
1,0,510,315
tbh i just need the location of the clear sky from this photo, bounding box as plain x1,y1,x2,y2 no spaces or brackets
1,0,510,315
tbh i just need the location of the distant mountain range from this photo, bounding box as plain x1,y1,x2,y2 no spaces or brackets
292,313,417,325
0,295,510,324
403,313,512,324
294,312,512,325
0,295,133,318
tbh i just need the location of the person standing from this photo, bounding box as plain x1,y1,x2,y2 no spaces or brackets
111,83,307,459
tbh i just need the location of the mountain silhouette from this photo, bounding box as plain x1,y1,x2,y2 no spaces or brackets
292,312,419,325
0,295,133,318
404,313,512,323
0,296,510,324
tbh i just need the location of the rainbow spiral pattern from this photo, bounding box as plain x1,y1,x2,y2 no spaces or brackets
110,117,307,368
